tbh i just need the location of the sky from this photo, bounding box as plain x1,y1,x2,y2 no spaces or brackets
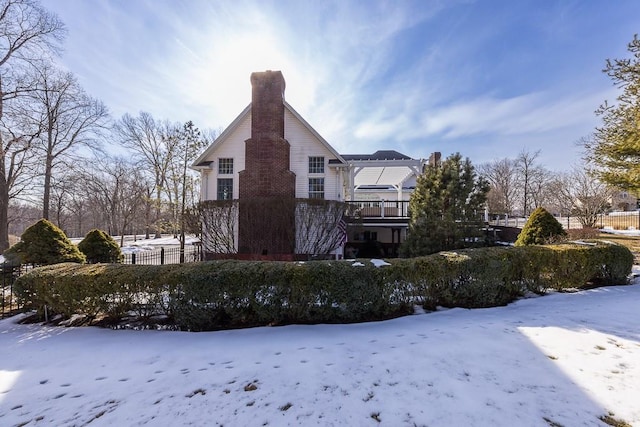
2,267,639,425
39,0,640,171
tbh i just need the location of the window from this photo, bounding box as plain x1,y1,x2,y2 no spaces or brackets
308,178,324,199
217,178,233,200
308,156,324,174
218,158,234,174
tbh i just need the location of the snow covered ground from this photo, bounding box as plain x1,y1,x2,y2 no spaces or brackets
1,270,639,426
118,236,200,255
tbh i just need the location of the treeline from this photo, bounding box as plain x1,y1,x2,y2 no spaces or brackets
0,1,217,250
480,149,618,228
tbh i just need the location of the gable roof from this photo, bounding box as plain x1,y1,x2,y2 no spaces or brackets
192,103,251,168
191,102,347,169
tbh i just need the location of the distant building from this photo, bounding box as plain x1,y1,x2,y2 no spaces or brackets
609,189,638,212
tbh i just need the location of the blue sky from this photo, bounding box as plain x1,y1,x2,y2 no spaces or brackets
41,0,639,171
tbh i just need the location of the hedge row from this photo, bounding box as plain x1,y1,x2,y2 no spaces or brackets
14,241,634,331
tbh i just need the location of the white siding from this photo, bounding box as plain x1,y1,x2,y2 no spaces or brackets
201,114,250,201
285,109,343,201
199,108,344,203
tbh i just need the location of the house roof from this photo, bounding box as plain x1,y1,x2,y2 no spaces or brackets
339,150,424,190
191,102,347,169
353,166,417,189
341,150,414,161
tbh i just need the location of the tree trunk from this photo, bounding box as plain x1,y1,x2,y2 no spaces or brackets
42,154,53,220
0,179,10,251
154,187,162,238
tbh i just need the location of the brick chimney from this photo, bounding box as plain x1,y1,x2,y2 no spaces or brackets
238,71,296,255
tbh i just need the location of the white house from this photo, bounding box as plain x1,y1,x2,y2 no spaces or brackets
192,70,430,258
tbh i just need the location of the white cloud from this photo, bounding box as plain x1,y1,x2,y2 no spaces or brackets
39,0,628,170
353,88,615,143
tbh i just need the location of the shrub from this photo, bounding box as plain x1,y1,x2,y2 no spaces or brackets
78,229,123,263
566,227,600,240
515,207,567,246
3,219,85,266
13,241,632,330
166,260,414,330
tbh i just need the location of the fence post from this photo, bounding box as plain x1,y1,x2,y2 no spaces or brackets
131,253,136,265
160,247,165,265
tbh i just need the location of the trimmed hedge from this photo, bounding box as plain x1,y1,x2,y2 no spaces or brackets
13,241,634,331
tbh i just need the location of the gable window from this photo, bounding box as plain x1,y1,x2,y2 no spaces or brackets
217,178,233,200
218,158,234,175
308,156,325,174
308,178,324,199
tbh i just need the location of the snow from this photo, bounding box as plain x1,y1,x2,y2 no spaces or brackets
1,274,640,426
116,235,201,254
600,228,640,236
370,258,391,267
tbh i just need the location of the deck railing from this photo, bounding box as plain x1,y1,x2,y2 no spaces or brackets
345,200,410,218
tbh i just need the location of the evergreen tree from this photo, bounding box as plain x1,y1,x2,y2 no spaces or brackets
3,219,85,265
78,229,123,263
585,35,640,195
515,207,566,246
400,153,489,257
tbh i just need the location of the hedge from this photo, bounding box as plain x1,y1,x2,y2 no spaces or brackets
13,241,634,331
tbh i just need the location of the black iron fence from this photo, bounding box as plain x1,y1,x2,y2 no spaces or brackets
1,264,31,318
1,246,203,318
122,245,203,265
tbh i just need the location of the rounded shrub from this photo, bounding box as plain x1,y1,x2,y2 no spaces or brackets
515,207,567,246
78,229,123,263
3,219,85,265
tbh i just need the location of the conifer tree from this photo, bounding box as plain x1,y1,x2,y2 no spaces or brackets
585,35,640,195
400,153,489,257
515,207,566,246
3,219,85,265
78,229,123,263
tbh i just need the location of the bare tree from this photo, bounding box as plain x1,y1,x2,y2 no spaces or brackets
548,165,613,228
191,199,355,259
178,122,206,261
31,65,109,220
0,94,41,243
48,165,92,237
479,158,519,215
83,156,145,246
189,200,238,255
0,0,65,250
115,112,176,238
515,149,552,216
295,199,353,258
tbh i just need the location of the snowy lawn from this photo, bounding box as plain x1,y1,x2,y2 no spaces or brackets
1,272,639,426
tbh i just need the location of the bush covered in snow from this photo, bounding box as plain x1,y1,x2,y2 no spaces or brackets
13,241,633,330
3,219,85,266
78,229,123,264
